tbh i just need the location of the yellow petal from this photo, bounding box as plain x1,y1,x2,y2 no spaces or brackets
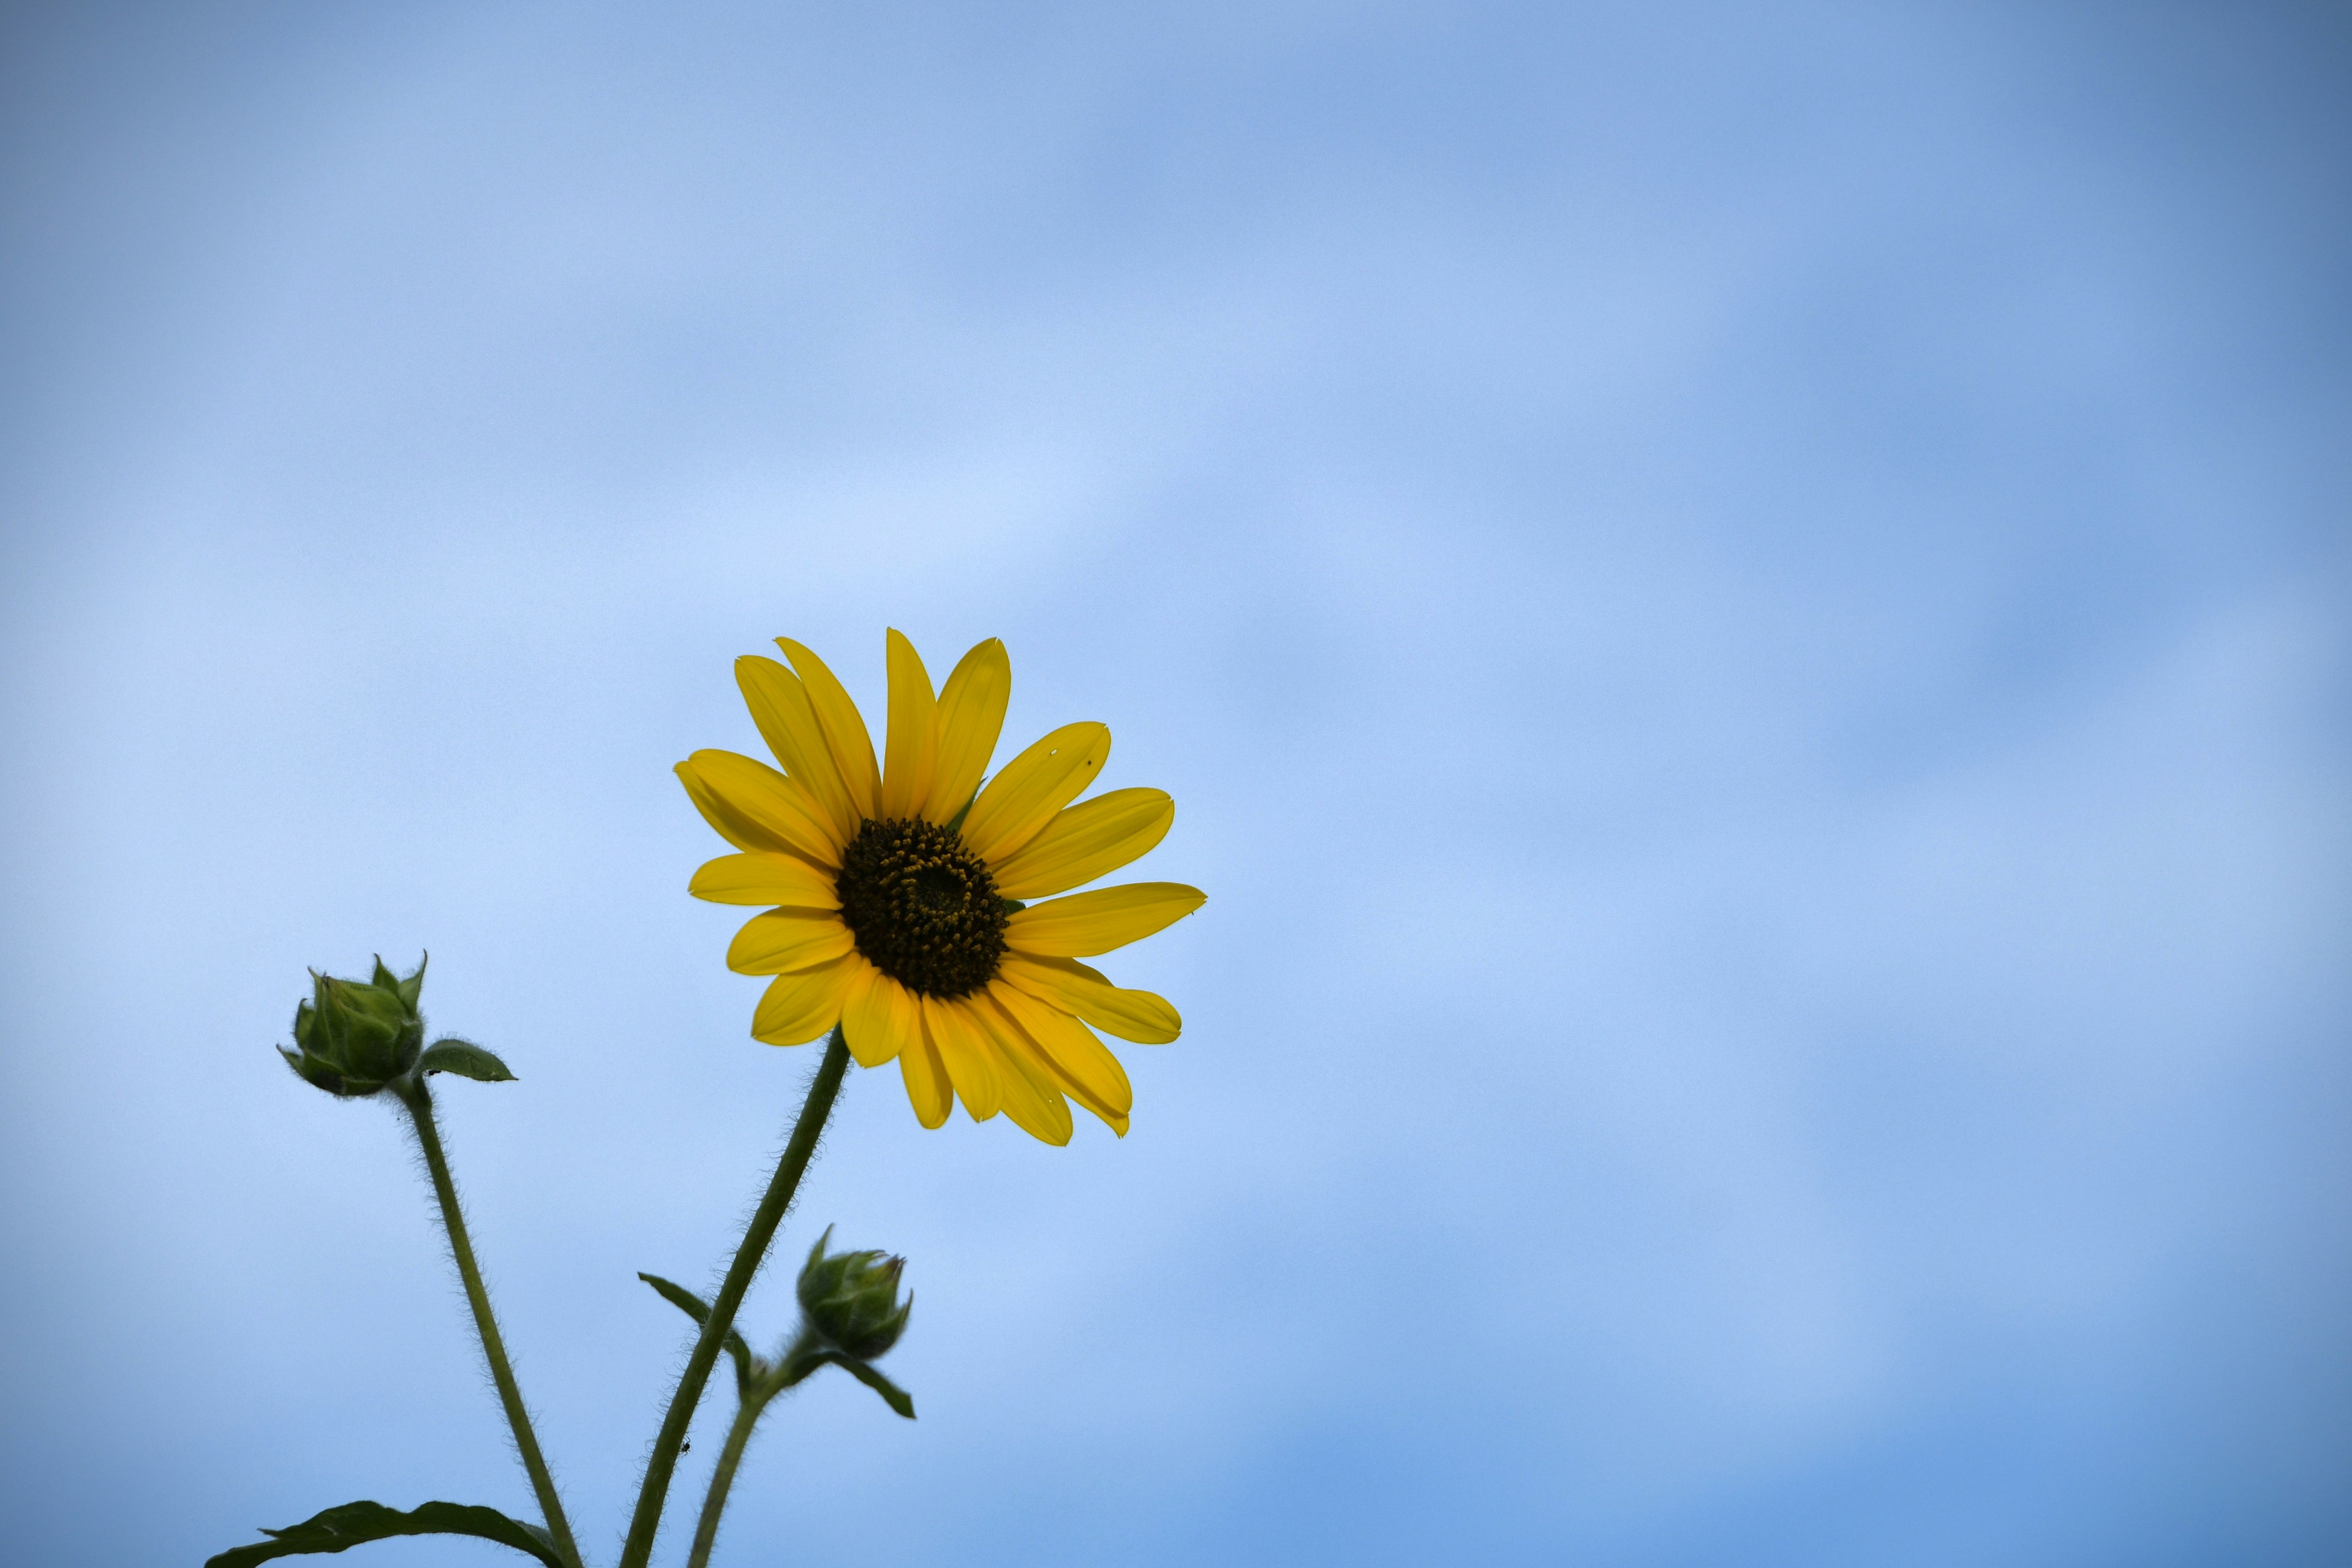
688,852,840,909
841,964,918,1070
1003,881,1205,957
751,956,856,1046
777,638,882,824
922,638,1011,824
682,749,841,867
989,981,1133,1125
964,994,1073,1145
991,788,1174,899
727,908,855,975
922,993,1001,1121
675,758,829,865
898,997,952,1127
677,758,779,853
736,657,861,847
997,952,1182,1044
961,722,1111,865
879,629,940,821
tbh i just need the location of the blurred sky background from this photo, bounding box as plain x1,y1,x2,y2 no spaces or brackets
2,4,2347,1565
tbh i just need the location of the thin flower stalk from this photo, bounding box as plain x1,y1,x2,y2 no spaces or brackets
396,1079,583,1568
682,1332,816,1568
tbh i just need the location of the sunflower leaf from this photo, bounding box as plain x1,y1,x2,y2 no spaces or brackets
204,1499,562,1568
639,1272,756,1395
839,1355,917,1419
417,1038,516,1082
802,1350,916,1419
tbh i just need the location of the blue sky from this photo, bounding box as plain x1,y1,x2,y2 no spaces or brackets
2,4,2346,1565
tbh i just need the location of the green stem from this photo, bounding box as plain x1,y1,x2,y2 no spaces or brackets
684,1340,821,1568
618,1028,852,1568
398,1080,584,1568
684,1395,764,1568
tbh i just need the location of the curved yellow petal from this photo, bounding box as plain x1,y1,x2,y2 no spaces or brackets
991,788,1174,899
841,963,918,1069
899,1017,952,1128
735,657,860,846
879,629,940,821
682,749,841,868
689,852,840,909
677,759,782,854
690,752,840,866
997,952,1181,1044
727,908,855,975
751,955,856,1046
922,638,1011,824
965,993,1073,1145
989,981,1133,1126
961,722,1111,866
922,993,1001,1121
1004,881,1205,957
777,638,881,824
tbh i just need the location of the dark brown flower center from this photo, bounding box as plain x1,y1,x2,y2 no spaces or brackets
834,817,1008,997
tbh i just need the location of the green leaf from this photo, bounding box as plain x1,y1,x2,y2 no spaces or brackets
826,1351,918,1419
638,1272,756,1395
418,1038,515,1082
205,1500,562,1568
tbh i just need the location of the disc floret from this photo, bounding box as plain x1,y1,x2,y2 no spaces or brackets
833,816,1008,997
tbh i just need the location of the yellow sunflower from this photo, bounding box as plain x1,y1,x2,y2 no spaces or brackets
676,631,1204,1144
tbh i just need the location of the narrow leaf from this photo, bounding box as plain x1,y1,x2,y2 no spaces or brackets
638,1272,756,1395
830,1352,917,1419
205,1500,561,1568
418,1038,516,1082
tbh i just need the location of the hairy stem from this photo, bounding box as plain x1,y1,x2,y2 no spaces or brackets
682,1384,766,1568
399,1080,583,1568
685,1338,820,1568
618,1028,852,1568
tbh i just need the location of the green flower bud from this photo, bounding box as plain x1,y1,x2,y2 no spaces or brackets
281,955,428,1097
796,1225,911,1361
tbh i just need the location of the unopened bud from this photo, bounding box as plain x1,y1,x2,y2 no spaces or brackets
281,955,428,1097
796,1225,911,1360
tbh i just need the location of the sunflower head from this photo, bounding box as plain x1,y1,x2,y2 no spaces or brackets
679,631,1204,1144
282,956,427,1097
796,1226,912,1361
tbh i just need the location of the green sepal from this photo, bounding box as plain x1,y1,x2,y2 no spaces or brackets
1000,899,1027,913
638,1272,756,1395
392,951,427,1012
418,1038,516,1082
204,1499,562,1568
943,793,978,834
277,1046,363,1098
